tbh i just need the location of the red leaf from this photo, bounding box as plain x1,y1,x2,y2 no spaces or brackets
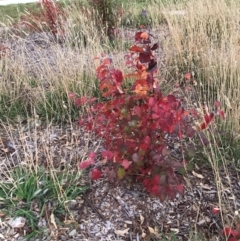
88,97,97,103
231,230,240,237
152,175,160,186
79,159,94,169
129,45,144,53
75,98,81,107
176,184,184,195
69,92,75,100
148,97,156,107
111,69,123,83
91,169,102,180
102,57,112,65
143,136,151,146
133,79,149,89
204,112,214,124
185,73,191,80
223,227,239,237
75,96,87,107
151,43,159,50
86,122,93,130
132,79,149,95
200,113,214,130
228,237,239,241
166,185,176,200
200,122,207,130
102,150,114,160
140,32,149,40
147,59,157,72
135,31,143,41
150,185,159,196
121,159,132,169
140,143,148,150
139,52,151,63
167,94,177,103
212,207,220,214
100,82,114,97
133,106,141,117
215,100,221,107
88,152,96,159
218,109,225,119
178,131,183,139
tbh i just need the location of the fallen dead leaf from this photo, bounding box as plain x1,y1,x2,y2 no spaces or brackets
8,217,26,228
140,214,144,225
192,170,204,179
115,228,129,236
197,219,206,225
64,219,77,225
124,220,132,224
50,213,57,229
170,228,179,233
200,183,212,190
148,226,159,236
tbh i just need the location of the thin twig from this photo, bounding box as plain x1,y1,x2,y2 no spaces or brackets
82,194,106,221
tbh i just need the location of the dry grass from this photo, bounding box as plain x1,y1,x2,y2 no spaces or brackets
158,0,240,135
150,0,240,237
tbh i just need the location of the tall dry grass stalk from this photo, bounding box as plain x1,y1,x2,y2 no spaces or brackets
0,8,108,122
157,0,240,137
0,2,133,123
147,0,240,232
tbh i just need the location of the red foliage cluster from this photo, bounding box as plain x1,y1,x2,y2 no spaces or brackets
21,0,67,40
72,31,224,200
223,224,240,241
212,208,240,240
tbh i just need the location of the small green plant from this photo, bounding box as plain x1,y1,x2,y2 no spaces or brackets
71,31,224,200
37,88,81,123
0,93,31,122
0,166,88,239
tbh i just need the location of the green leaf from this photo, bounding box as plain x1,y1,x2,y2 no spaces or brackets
186,162,194,171
117,167,126,180
178,167,186,175
178,162,194,175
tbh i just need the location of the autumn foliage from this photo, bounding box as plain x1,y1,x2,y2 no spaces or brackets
222,223,240,241
71,30,224,200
